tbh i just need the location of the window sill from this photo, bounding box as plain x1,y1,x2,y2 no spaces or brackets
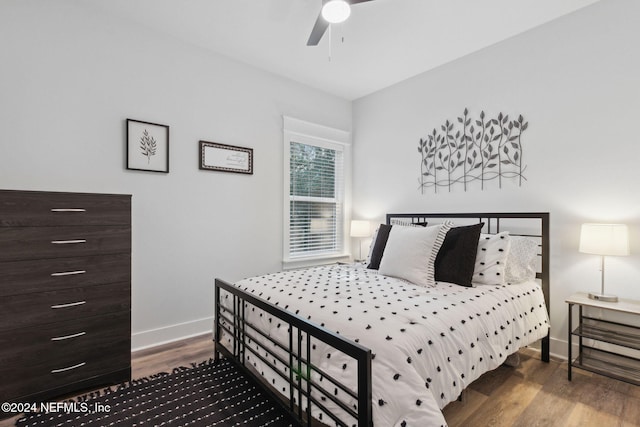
282,253,351,270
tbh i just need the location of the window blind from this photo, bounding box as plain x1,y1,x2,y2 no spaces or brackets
288,141,344,258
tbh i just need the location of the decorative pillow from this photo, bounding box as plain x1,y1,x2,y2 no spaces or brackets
472,232,511,286
434,223,484,287
366,224,392,270
366,222,427,269
505,236,539,283
390,220,428,227
378,222,452,287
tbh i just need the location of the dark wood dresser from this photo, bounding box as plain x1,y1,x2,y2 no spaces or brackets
0,189,131,407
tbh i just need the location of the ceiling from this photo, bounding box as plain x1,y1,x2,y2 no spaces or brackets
86,0,599,100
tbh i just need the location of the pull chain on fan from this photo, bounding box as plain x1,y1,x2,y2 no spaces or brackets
307,0,374,46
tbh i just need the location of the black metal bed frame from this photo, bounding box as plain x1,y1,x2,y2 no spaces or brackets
214,278,372,427
214,212,550,427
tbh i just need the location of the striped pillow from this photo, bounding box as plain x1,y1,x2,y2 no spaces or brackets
378,222,452,287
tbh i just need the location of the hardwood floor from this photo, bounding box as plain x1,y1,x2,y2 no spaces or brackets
129,333,215,378
443,348,640,427
2,335,639,426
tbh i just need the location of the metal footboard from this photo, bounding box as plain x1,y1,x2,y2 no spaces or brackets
214,278,373,427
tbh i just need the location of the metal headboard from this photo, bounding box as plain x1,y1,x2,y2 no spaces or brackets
386,212,550,362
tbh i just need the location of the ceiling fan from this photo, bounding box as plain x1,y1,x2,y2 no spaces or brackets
307,0,374,46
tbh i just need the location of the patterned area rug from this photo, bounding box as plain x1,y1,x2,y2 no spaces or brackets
16,359,297,427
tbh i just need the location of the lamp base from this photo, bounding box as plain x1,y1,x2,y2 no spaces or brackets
588,292,618,303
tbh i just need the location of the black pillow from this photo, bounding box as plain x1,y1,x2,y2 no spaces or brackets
367,224,392,270
434,223,484,287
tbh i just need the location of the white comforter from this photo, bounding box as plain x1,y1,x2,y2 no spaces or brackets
221,264,549,427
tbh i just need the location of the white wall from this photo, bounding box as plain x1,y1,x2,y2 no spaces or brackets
0,0,351,350
3,0,639,358
352,0,640,358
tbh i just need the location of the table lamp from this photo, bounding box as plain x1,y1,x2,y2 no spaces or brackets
350,220,370,262
579,223,630,302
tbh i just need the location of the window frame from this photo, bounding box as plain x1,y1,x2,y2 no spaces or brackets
283,116,351,268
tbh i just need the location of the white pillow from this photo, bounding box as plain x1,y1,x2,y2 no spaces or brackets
378,222,452,287
365,222,428,266
472,232,511,286
505,236,539,283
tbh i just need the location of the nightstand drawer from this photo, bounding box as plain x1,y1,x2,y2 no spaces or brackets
0,226,130,261
0,312,131,401
0,253,130,296
0,190,130,227
0,282,130,330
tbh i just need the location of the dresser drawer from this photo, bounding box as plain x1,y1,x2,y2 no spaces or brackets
0,312,130,401
7,352,131,403
0,225,130,261
0,311,131,366
0,190,130,227
0,282,130,331
0,253,130,296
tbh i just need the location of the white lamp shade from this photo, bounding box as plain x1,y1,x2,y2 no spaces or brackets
579,223,630,256
322,0,351,24
350,220,370,238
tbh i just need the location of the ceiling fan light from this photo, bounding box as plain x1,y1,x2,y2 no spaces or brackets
322,0,351,24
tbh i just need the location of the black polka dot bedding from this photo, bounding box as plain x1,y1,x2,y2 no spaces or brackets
220,263,549,426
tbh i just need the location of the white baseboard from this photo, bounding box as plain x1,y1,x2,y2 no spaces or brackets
549,336,577,361
131,317,213,352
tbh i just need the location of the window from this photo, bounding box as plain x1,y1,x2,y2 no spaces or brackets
289,141,343,257
283,117,350,263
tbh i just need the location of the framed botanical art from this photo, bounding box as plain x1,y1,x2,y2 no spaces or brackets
199,140,253,175
126,119,169,173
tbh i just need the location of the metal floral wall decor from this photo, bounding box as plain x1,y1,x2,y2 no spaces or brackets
418,108,528,194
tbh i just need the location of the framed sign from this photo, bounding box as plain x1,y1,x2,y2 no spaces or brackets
199,141,253,175
126,119,169,173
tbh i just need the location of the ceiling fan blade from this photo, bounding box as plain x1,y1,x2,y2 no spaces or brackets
306,0,374,46
307,13,330,46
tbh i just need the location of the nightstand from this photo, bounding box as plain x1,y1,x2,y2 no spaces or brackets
566,292,640,385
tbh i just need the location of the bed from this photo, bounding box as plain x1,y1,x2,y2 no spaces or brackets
214,212,550,427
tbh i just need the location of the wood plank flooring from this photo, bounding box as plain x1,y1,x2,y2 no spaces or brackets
443,348,640,427
2,335,639,426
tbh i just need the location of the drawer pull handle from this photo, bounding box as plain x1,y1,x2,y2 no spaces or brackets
51,239,87,245
51,362,86,374
51,301,86,309
51,208,87,212
51,270,86,277
51,332,86,341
